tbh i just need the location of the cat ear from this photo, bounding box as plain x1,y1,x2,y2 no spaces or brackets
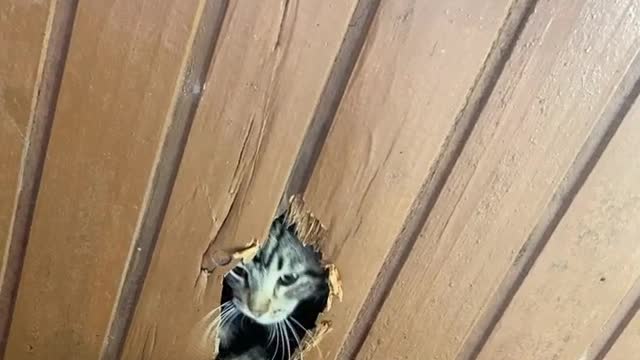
274,213,287,225
270,214,287,237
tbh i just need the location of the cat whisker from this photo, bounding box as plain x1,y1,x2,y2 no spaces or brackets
279,323,287,360
188,301,231,353
196,301,229,329
267,325,276,348
289,317,323,360
221,309,239,336
218,308,234,329
270,323,281,360
205,304,235,340
282,322,291,360
285,319,302,360
288,317,312,338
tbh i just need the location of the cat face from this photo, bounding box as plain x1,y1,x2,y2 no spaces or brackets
225,217,327,325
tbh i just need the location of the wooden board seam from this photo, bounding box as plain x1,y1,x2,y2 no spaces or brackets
337,0,538,357
590,276,640,360
100,1,230,358
0,0,78,355
278,0,383,213
461,45,640,360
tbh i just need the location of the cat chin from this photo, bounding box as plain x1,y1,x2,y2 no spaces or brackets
247,311,290,325
235,305,291,325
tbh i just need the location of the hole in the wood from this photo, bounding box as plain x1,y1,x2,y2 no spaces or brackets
214,214,331,360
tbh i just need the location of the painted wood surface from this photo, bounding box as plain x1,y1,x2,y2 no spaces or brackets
477,95,640,360
4,1,203,358
299,0,513,358
2,0,640,359
120,1,360,358
358,0,640,359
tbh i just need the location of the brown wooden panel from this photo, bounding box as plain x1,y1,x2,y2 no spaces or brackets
357,1,640,359
477,99,640,359
3,0,203,358
299,0,514,358
605,311,640,360
0,0,70,353
0,0,50,275
120,1,361,358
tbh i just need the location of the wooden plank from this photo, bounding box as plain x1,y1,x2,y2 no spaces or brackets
357,0,640,359
120,1,362,359
299,0,515,358
0,0,51,278
477,99,640,359
0,0,73,353
0,0,52,280
605,311,640,360
0,0,50,249
3,1,203,358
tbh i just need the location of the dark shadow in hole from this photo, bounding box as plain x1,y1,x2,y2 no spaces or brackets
215,216,329,360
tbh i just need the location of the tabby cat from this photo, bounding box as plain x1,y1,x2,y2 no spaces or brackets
214,216,329,360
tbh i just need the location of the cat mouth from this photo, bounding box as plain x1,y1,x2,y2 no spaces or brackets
232,299,288,325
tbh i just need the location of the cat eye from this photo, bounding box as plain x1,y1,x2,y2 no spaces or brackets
231,266,248,281
278,273,299,286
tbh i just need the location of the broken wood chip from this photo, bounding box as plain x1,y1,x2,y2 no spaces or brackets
231,239,260,263
286,194,325,248
295,320,332,359
325,264,343,310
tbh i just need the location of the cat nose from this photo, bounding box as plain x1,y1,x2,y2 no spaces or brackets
249,299,271,316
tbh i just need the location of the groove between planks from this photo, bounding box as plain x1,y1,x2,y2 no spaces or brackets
278,0,383,213
338,0,538,357
591,277,640,360
99,1,230,359
118,0,366,358
575,55,640,360
461,32,640,360
0,0,78,356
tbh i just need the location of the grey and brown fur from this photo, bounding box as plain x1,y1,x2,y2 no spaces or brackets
214,216,329,360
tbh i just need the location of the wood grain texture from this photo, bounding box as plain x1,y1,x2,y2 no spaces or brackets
357,1,640,359
120,1,360,358
605,311,640,360
0,0,71,354
477,97,640,360
0,0,51,279
3,0,202,358
298,0,514,358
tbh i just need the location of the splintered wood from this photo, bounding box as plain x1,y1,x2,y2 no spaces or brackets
120,1,360,359
285,195,343,311
298,0,515,358
293,321,332,360
5,0,640,359
194,195,340,360
285,195,326,250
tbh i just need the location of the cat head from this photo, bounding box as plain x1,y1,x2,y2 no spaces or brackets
224,216,328,325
